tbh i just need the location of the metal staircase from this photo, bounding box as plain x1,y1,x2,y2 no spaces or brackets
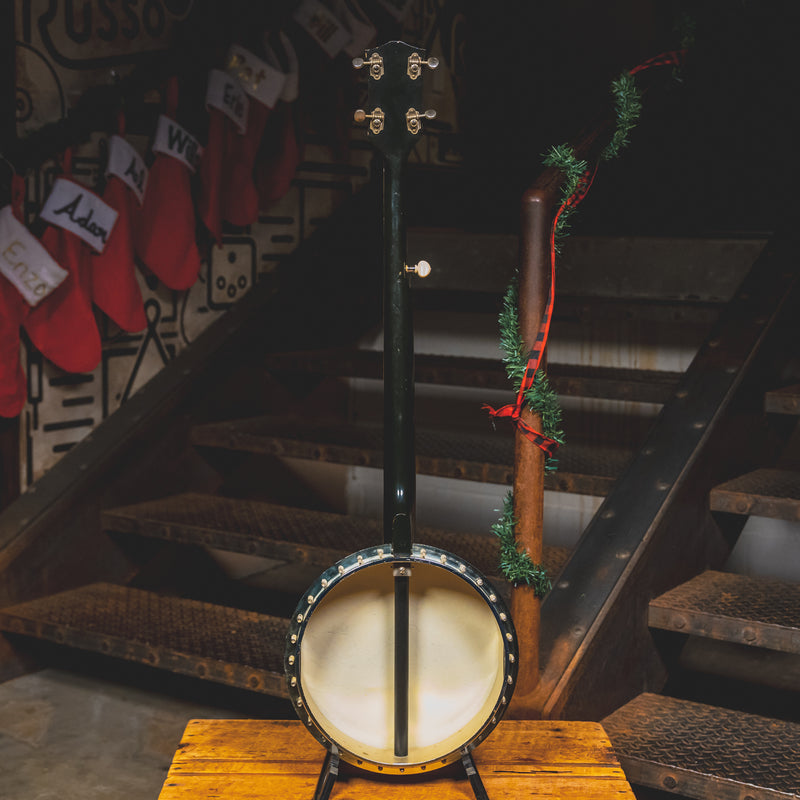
1,177,799,800
602,297,800,798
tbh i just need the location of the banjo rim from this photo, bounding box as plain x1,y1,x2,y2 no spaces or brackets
284,542,519,774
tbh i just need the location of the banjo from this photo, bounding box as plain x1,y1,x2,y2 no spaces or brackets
284,41,518,799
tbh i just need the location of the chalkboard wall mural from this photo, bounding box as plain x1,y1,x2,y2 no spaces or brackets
10,0,464,488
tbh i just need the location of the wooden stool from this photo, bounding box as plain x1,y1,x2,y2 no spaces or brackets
158,719,635,799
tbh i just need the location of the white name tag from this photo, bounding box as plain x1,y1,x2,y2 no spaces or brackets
152,115,203,172
264,32,300,103
107,135,148,204
206,69,249,132
337,1,376,58
293,0,352,58
40,178,119,254
226,44,286,108
0,205,68,306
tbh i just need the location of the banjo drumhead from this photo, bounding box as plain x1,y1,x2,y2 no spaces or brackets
286,545,517,772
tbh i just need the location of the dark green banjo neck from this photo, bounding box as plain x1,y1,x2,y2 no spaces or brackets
354,40,437,558
354,40,438,759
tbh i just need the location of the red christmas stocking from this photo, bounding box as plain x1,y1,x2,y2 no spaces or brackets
91,127,147,332
0,279,28,417
257,102,300,208
23,153,107,374
257,33,301,207
0,179,31,415
199,69,249,244
24,223,102,374
137,78,202,290
221,45,287,226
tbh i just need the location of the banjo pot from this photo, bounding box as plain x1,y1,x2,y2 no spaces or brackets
285,543,518,773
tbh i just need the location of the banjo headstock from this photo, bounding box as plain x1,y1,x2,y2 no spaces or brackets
353,40,438,161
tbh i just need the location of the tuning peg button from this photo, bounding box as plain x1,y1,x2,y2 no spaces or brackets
405,108,436,135
352,53,384,80
354,107,385,134
407,52,439,80
406,260,432,278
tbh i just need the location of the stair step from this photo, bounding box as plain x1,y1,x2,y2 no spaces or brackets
765,383,800,415
101,492,572,589
189,417,632,496
710,468,800,521
680,636,800,694
264,348,682,403
649,570,800,655
603,692,800,800
0,583,289,697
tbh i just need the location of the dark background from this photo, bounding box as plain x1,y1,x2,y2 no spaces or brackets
462,0,800,235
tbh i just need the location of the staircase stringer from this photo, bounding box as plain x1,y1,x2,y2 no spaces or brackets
0,187,382,682
531,229,800,721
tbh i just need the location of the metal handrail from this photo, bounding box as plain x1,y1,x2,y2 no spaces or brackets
507,113,615,717
512,131,800,719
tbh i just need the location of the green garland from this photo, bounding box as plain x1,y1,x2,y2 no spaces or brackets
499,279,565,474
492,492,551,596
601,71,643,161
492,60,655,590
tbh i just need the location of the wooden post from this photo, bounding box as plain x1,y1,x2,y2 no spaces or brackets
507,188,552,719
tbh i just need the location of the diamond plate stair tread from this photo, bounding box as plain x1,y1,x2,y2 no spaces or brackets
264,348,681,402
765,383,800,415
0,583,290,697
649,570,800,655
190,417,632,496
710,468,800,520
603,693,800,799
101,492,571,586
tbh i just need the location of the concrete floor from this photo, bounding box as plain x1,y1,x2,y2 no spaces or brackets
0,666,290,800
0,664,676,800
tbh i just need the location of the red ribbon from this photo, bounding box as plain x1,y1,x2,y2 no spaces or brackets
629,49,686,75
484,166,596,455
485,49,686,455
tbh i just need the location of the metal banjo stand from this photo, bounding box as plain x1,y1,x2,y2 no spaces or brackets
285,41,517,800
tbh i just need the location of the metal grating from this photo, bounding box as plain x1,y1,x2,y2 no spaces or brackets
0,583,290,696
710,468,800,521
604,693,800,799
102,493,572,591
189,417,632,496
263,348,682,402
765,384,800,416
649,570,800,655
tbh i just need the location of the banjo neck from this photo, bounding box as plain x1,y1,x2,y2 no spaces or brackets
383,148,414,557
354,41,436,557
355,40,438,758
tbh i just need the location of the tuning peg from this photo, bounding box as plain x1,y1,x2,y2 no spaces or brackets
405,260,431,278
354,107,385,134
405,108,436,135
352,52,384,80
407,52,439,80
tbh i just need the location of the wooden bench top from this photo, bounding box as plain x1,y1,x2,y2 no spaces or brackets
157,719,635,799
